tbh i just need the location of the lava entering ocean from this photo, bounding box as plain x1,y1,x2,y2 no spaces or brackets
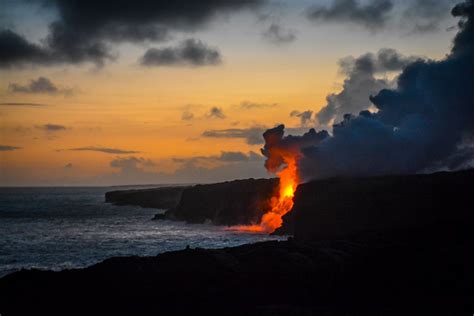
228,155,299,234
227,125,326,233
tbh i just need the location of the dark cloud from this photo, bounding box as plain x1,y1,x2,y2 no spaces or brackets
36,124,67,131
306,0,394,30
8,77,72,96
262,23,296,44
306,0,457,33
239,101,278,110
69,146,140,154
206,106,226,119
261,124,329,173
202,127,265,144
0,145,22,151
402,0,455,33
267,1,474,181
316,48,421,127
290,110,314,127
181,111,194,121
0,0,262,68
0,102,47,106
140,39,221,67
0,29,51,68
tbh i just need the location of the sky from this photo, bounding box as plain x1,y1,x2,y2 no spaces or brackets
0,0,464,185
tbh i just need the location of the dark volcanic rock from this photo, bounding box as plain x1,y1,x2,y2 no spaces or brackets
289,170,474,241
165,178,279,226
105,186,188,210
1,228,473,315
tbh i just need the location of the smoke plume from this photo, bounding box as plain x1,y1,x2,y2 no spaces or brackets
263,0,474,182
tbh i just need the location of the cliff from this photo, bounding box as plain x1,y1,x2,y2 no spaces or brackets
276,169,474,239
164,178,279,225
105,186,188,210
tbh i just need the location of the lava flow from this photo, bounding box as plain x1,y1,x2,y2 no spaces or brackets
229,156,298,234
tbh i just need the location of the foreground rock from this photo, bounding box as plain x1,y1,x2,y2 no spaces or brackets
1,226,473,315
105,186,188,210
164,178,278,225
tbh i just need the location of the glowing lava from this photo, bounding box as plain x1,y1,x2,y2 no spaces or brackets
259,156,298,233
228,156,298,234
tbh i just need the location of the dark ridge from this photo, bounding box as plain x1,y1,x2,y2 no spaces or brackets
105,186,188,210
164,178,279,226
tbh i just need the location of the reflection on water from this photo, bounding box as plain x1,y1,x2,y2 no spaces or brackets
0,187,284,277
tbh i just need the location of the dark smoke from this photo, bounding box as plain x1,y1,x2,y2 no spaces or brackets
263,0,474,181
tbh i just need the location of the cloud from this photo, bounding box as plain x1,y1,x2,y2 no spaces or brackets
316,48,421,127
202,127,266,144
140,39,221,67
173,151,262,164
290,110,314,127
0,145,22,151
402,0,456,33
69,146,140,154
36,124,67,131
306,0,394,30
239,101,278,110
305,0,456,33
8,77,73,96
102,151,267,185
181,111,194,121
262,23,296,44
264,1,474,181
0,0,262,68
206,106,226,119
0,102,48,107
64,163,73,169
110,156,155,173
0,29,51,68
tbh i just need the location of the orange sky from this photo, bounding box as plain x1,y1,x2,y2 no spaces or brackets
0,0,457,185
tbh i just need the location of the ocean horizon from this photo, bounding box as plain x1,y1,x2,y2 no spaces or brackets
0,186,283,277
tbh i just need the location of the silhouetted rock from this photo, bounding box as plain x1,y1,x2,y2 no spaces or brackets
1,227,473,315
105,186,188,210
291,169,474,241
165,178,279,226
151,213,166,220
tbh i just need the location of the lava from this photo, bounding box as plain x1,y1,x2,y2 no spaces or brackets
259,156,298,233
227,155,298,234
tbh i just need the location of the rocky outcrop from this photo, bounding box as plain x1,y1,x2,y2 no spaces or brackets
165,178,279,225
279,169,474,240
105,186,188,210
1,226,473,315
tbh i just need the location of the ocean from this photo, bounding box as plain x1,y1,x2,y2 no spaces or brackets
0,187,283,277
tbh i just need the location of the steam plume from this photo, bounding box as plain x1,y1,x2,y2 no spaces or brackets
263,0,474,182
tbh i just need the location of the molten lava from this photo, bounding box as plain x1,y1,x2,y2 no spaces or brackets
228,156,299,234
259,156,298,233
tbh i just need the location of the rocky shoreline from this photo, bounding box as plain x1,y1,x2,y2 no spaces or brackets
2,170,474,315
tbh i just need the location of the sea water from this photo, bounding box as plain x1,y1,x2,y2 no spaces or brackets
0,187,283,277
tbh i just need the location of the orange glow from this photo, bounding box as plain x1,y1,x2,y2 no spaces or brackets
227,155,299,234
259,156,298,233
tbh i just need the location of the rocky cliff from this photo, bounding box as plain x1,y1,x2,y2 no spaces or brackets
276,169,474,240
105,186,188,210
165,178,279,225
